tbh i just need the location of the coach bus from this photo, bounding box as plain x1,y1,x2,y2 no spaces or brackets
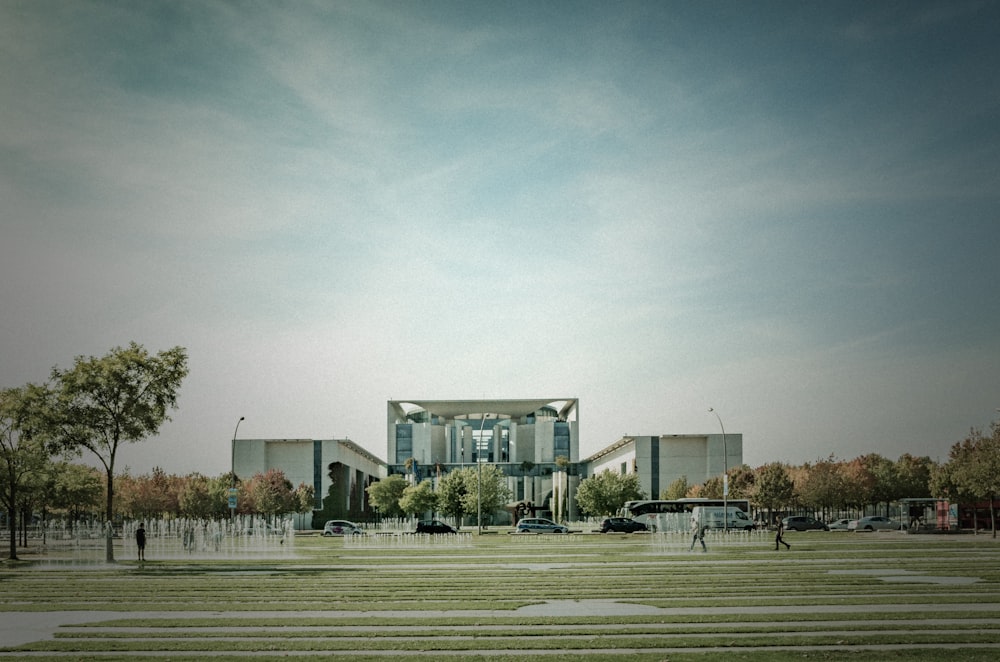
620,498,752,532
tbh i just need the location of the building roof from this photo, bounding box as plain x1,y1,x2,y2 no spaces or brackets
583,436,634,463
389,398,578,421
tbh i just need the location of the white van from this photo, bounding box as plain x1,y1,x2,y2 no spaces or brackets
691,506,753,531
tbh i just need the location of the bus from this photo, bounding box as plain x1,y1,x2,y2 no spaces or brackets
620,498,752,532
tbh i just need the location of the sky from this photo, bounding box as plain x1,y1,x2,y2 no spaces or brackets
2,0,999,477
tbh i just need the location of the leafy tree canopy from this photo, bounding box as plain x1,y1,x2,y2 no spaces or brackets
575,470,644,517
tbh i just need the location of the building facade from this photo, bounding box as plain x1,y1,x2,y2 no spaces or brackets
584,433,743,499
387,399,581,520
233,399,743,528
233,438,386,527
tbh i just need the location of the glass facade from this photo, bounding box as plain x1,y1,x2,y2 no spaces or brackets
554,422,570,459
395,424,412,464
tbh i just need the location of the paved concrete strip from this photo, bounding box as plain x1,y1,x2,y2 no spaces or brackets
3,601,1000,648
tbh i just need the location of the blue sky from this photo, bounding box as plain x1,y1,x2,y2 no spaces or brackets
2,1,998,476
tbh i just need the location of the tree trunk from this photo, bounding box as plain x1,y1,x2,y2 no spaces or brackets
104,466,115,563
5,484,16,561
19,506,28,547
991,496,997,540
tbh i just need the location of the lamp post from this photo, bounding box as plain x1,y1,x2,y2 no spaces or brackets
230,416,244,519
477,413,491,535
708,408,728,534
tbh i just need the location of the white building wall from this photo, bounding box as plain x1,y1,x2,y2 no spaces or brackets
233,439,267,483
514,424,535,464
535,420,554,463
234,438,386,527
411,422,432,465
430,425,447,464
584,434,744,501
265,440,313,489
589,446,636,477
662,436,709,491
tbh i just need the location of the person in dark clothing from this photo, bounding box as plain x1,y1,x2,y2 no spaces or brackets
774,517,790,550
689,516,707,552
136,522,147,561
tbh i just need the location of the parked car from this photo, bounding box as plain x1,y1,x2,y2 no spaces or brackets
782,516,829,532
848,516,903,532
827,518,852,531
600,517,648,533
322,520,363,536
516,517,569,534
416,520,457,534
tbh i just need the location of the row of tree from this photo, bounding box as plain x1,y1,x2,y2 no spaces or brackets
1,342,188,561
575,422,1000,535
1,458,314,543
5,342,999,562
365,466,511,527
364,422,1000,534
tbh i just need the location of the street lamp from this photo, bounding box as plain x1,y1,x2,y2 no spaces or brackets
477,413,491,535
230,416,244,519
708,408,728,534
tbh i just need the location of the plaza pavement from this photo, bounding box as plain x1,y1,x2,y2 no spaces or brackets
4,599,1000,650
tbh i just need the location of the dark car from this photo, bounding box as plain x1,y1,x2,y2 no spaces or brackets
416,519,457,534
600,517,648,533
782,516,829,532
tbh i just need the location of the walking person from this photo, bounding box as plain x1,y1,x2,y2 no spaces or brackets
135,522,147,561
774,517,790,550
689,516,707,552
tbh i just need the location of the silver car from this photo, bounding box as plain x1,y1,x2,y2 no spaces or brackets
848,516,902,532
322,520,363,536
515,517,568,534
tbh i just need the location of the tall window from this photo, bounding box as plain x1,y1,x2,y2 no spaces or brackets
554,422,570,459
473,428,493,462
395,424,413,464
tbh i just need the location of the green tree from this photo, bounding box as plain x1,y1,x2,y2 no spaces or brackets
700,475,724,499
366,474,407,519
894,454,934,499
840,457,877,513
1,385,52,560
436,469,469,527
461,465,512,526
753,462,795,522
294,482,316,515
399,479,437,518
45,343,188,561
208,473,235,518
247,469,297,517
929,458,978,525
797,456,847,519
662,476,689,500
858,453,896,515
575,469,645,517
727,464,756,500
49,461,103,520
178,473,217,518
940,423,1000,537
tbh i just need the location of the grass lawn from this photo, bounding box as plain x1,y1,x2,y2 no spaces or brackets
1,528,999,660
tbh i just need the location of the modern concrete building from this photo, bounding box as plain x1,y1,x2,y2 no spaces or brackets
234,399,743,528
232,438,386,527
584,433,743,500
387,398,581,520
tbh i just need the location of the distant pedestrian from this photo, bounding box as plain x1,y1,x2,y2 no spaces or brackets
690,516,707,552
774,517,790,550
135,522,147,561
